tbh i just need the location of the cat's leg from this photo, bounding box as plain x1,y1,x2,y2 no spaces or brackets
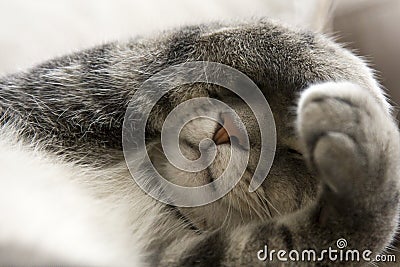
293,81,400,258
161,81,400,266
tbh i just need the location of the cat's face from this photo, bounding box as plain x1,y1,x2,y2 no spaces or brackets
149,86,317,231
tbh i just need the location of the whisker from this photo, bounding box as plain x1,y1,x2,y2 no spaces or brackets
260,193,282,216
221,194,233,230
239,184,265,221
255,190,272,219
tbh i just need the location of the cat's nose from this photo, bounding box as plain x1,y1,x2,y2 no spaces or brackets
213,112,247,147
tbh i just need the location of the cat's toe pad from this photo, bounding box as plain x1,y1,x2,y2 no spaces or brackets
313,132,365,194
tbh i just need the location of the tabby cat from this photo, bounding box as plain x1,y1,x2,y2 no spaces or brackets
0,19,399,266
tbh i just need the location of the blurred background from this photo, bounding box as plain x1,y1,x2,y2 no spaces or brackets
334,0,400,113
0,0,398,110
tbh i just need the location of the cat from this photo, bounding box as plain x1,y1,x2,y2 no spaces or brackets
0,19,399,266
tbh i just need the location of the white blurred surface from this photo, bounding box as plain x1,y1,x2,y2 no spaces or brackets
0,0,331,74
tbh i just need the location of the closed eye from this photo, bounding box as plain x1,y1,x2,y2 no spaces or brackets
287,148,303,157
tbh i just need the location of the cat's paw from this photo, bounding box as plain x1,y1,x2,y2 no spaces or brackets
297,81,399,198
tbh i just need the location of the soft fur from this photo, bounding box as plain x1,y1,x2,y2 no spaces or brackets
0,19,399,266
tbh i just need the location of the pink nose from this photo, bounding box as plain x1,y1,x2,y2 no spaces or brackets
213,112,247,147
